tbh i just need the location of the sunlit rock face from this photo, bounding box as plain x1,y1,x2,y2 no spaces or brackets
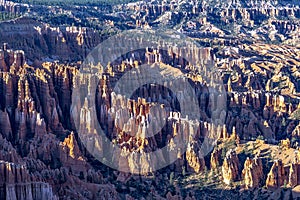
1,37,300,197
265,156,300,189
266,159,286,189
0,2,300,195
0,42,222,198
210,147,222,170
242,156,264,189
75,40,221,175
222,149,240,185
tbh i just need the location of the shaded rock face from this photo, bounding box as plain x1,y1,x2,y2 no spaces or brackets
265,158,300,189
219,43,300,143
0,46,115,199
186,144,206,173
0,0,27,15
266,160,287,189
130,0,300,24
288,163,300,188
0,43,223,198
242,157,264,189
75,42,220,175
3,0,300,61
0,16,300,197
210,147,222,170
222,149,240,185
0,17,104,62
0,161,58,200
128,0,300,44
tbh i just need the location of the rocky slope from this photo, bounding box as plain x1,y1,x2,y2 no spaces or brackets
1,0,300,61
0,17,105,62
1,0,300,199
0,33,300,198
